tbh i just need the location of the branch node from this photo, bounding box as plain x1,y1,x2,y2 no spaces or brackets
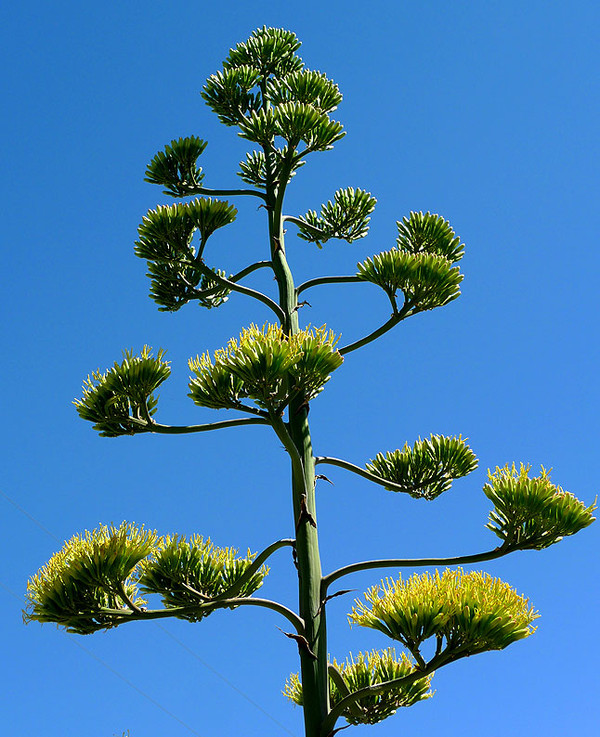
296,494,317,532
315,589,354,617
276,627,317,660
327,727,351,737
315,474,334,485
294,399,310,416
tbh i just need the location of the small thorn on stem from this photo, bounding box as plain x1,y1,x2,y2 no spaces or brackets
276,627,317,660
315,474,334,485
293,300,311,312
315,589,355,617
296,494,317,532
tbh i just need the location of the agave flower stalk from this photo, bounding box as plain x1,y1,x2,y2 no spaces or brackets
26,27,595,737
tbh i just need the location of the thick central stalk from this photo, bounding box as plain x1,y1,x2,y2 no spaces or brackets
288,394,328,737
268,192,329,737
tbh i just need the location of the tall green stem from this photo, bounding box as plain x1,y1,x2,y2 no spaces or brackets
287,394,329,737
264,138,329,736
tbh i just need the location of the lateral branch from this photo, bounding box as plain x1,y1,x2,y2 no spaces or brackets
128,417,270,435
95,596,305,635
322,544,512,591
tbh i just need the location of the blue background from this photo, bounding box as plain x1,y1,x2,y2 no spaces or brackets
2,1,598,735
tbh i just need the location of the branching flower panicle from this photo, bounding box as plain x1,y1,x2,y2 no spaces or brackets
350,568,538,662
29,25,595,737
366,434,478,499
484,463,596,550
25,522,157,634
74,347,170,436
284,648,432,726
188,323,342,412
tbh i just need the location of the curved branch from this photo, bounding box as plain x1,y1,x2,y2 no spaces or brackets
314,456,441,496
127,417,270,435
194,260,285,322
99,595,305,634
322,544,512,591
218,597,305,634
116,582,143,614
177,186,267,201
180,581,212,601
321,657,443,736
199,260,274,299
230,260,274,281
216,538,296,600
283,215,328,241
296,275,363,296
338,302,412,356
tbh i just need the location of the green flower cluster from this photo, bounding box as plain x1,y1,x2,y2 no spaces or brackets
295,187,377,247
138,535,266,621
74,347,170,436
358,211,464,313
25,523,156,634
135,198,237,312
367,434,478,499
485,464,596,550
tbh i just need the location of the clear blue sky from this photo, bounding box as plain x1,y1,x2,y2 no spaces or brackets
2,1,598,735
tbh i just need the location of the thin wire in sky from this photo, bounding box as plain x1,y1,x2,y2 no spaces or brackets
156,623,298,737
0,579,24,602
4,489,298,737
0,489,61,542
0,579,203,736
68,636,205,737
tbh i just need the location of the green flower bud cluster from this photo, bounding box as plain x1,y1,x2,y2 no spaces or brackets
485,464,596,550
367,434,478,499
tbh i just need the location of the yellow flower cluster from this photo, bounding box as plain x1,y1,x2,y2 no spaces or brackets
350,568,538,658
189,323,342,411
284,647,432,726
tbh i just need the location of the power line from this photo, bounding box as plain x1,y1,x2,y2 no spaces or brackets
0,579,24,602
157,624,297,737
0,489,61,542
3,488,298,737
68,636,204,737
1,578,204,736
